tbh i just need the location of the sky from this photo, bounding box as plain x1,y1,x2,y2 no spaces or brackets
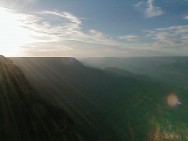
0,0,188,57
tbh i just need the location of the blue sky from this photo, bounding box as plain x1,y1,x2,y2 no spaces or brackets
0,0,188,57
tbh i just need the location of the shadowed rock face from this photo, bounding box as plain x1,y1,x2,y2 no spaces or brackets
0,56,78,141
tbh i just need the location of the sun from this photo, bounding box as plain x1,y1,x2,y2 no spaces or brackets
0,7,34,56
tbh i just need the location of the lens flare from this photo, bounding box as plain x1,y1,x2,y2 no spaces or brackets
167,93,181,107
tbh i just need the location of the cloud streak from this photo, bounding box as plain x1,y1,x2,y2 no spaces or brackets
40,11,81,24
30,10,118,46
118,35,138,41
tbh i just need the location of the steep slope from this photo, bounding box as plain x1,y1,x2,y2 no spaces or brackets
11,57,124,140
0,56,78,141
11,57,187,141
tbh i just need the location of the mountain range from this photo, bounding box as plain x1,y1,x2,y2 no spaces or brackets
9,57,188,141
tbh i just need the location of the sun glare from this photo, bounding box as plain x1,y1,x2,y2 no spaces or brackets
0,7,34,56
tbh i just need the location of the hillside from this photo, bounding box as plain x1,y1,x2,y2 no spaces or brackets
0,56,78,141
10,57,188,141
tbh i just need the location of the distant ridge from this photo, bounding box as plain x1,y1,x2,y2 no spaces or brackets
0,56,79,141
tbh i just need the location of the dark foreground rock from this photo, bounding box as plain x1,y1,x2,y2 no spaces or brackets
0,56,79,141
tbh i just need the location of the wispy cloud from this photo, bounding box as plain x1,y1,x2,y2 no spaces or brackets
145,25,188,46
0,8,119,56
40,11,82,25
153,32,181,45
30,10,118,46
118,35,138,41
88,29,116,45
145,0,164,18
183,15,188,20
135,0,165,18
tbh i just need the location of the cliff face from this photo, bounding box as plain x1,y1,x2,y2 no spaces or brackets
0,56,78,141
